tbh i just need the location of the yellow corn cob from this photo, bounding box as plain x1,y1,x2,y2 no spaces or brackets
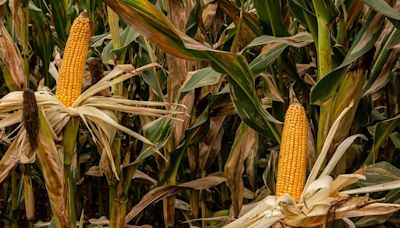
276,102,308,202
56,12,91,107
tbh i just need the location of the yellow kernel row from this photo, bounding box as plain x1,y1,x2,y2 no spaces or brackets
56,13,91,107
276,103,308,202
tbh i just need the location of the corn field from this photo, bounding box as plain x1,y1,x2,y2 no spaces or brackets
1,0,400,227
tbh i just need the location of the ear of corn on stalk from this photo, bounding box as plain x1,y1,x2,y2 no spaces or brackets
276,102,308,202
56,12,91,107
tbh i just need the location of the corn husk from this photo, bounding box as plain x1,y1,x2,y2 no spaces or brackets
224,101,400,227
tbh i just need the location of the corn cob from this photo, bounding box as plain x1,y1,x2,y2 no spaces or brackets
276,102,308,202
56,12,91,107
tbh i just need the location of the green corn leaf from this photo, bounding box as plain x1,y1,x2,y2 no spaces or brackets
389,132,400,149
102,26,141,65
246,33,313,75
104,0,204,59
180,67,222,97
245,32,313,49
134,117,173,165
363,0,400,20
363,28,400,96
30,5,55,86
249,44,287,75
266,0,290,36
48,0,68,44
253,0,289,36
103,0,282,141
310,12,384,105
159,107,210,184
218,0,263,39
136,37,166,99
363,0,400,29
289,0,318,40
253,0,272,33
185,0,200,37
287,0,307,27
356,162,400,187
364,115,400,165
312,0,339,24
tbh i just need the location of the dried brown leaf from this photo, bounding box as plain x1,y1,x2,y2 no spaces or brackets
125,174,226,223
37,108,70,227
218,0,260,43
259,73,284,103
23,174,35,220
346,0,364,29
166,0,196,146
89,216,109,225
0,21,25,90
85,166,103,177
224,123,249,217
133,170,157,185
201,3,218,30
331,174,365,196
244,129,258,189
284,197,399,227
199,116,225,172
0,139,20,182
0,130,34,182
364,46,400,96
296,63,316,77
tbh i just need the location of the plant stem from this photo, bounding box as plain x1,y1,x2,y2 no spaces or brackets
312,0,335,154
109,195,127,228
65,165,76,228
108,185,117,227
163,139,176,227
11,172,18,228
108,136,123,228
115,181,128,227
163,1,195,225
62,117,80,228
201,191,207,228
106,7,128,227
315,21,332,79
23,166,34,227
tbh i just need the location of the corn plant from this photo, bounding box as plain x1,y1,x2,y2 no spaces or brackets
0,0,400,227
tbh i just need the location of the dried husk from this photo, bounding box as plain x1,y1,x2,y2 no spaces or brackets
0,20,26,90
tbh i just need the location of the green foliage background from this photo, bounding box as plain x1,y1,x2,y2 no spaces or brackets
0,0,400,227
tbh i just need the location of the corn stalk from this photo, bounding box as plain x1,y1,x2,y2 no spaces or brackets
106,7,128,228
62,117,80,228
312,0,337,154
